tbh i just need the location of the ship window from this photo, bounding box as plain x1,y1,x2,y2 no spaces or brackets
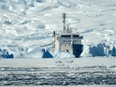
63,40,66,42
61,35,71,37
73,35,79,37
67,50,69,52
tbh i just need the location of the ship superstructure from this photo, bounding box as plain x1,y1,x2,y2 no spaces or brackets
53,13,83,57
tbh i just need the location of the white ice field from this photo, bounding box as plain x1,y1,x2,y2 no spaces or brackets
0,58,116,86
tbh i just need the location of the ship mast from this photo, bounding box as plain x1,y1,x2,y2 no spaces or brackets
63,13,66,33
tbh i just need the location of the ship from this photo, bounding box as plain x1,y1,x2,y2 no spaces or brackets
52,13,83,58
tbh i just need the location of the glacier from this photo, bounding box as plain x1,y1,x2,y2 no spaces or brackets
0,0,116,58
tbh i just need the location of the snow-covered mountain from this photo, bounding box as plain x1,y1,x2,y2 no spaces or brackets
0,0,116,58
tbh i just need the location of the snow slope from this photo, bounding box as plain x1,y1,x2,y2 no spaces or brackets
0,0,116,58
